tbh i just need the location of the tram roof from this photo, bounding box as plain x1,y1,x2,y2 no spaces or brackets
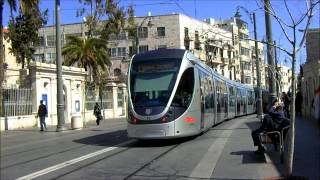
133,49,186,62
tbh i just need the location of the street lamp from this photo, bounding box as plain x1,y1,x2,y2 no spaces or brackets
55,0,66,131
235,7,263,119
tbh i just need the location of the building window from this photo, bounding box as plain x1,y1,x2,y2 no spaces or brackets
184,27,189,38
117,47,126,57
46,35,55,47
158,45,167,49
194,31,200,50
46,53,56,63
244,76,251,84
184,27,190,50
228,51,231,59
220,48,223,57
239,33,248,42
34,54,44,62
111,48,117,57
129,46,134,56
117,88,123,107
139,45,148,53
110,47,126,57
240,47,250,56
39,36,45,47
114,68,121,76
157,27,165,37
138,27,148,38
118,31,126,40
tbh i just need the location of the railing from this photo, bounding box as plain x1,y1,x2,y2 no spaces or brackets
0,88,33,117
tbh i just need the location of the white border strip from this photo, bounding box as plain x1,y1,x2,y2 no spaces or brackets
16,139,136,180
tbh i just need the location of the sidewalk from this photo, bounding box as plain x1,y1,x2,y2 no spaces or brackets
0,118,127,137
292,116,320,179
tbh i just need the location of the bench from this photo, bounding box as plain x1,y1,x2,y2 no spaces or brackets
258,125,291,163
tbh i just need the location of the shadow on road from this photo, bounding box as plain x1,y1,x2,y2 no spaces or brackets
230,150,267,164
73,130,129,147
73,130,196,148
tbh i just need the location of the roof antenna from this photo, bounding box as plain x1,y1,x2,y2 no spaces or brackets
194,0,197,18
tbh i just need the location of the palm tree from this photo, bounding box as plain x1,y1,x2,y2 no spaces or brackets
0,0,39,86
62,35,111,83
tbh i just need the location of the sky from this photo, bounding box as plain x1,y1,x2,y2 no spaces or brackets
3,0,320,71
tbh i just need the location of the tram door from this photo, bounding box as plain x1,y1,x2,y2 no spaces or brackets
199,72,205,130
199,70,211,130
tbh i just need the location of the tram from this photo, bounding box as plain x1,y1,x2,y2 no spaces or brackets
127,49,256,139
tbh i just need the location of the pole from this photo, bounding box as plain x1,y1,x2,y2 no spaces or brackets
135,26,139,54
0,1,4,88
264,0,277,105
55,0,66,131
274,40,279,97
253,13,263,119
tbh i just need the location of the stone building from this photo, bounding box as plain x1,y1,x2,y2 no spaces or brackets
1,29,128,131
301,28,320,117
34,13,266,87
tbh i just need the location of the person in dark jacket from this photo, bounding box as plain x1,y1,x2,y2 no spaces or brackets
281,92,291,118
37,100,47,131
94,103,102,125
251,99,290,154
295,91,303,116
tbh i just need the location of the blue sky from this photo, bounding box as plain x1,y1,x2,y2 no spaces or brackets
3,0,320,70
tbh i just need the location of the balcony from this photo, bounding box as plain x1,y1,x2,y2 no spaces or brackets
211,57,223,64
222,57,229,65
106,75,126,83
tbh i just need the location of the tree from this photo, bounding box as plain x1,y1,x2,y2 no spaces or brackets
0,0,39,86
62,35,111,84
100,0,126,40
5,7,47,69
77,0,105,38
256,0,319,176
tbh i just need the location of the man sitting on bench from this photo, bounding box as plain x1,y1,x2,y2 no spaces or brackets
251,99,290,154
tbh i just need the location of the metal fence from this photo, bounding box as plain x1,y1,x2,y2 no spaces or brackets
0,88,33,117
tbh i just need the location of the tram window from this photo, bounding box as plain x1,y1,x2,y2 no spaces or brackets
172,68,194,108
133,72,175,107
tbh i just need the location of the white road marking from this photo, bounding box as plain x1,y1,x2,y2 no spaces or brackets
16,139,136,180
189,117,248,179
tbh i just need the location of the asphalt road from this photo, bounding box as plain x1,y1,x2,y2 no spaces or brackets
1,115,285,180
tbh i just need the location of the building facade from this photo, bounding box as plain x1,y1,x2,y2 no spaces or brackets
2,29,21,88
1,29,127,131
35,13,266,87
301,28,320,117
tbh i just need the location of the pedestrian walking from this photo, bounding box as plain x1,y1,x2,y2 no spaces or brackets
94,103,102,125
313,86,320,125
37,100,47,131
295,91,303,116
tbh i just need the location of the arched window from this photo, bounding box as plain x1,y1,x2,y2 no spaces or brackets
114,68,122,76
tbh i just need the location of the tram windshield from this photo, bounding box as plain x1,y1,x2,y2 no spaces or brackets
130,59,180,107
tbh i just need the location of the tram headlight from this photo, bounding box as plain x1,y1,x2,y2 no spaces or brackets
128,111,139,124
160,115,168,123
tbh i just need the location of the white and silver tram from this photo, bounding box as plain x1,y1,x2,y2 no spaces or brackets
127,49,256,139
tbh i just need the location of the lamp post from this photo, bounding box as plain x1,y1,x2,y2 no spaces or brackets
264,0,277,106
252,12,263,119
235,7,263,118
55,0,66,131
